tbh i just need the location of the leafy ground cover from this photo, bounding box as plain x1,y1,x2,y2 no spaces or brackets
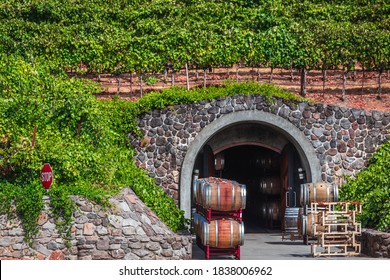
0,55,305,242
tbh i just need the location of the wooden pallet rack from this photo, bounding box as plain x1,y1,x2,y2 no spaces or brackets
309,201,362,257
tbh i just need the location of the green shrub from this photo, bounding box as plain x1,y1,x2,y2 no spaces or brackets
134,80,304,114
340,141,390,232
0,55,185,241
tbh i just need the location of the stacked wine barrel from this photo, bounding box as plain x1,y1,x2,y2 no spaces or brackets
283,182,339,242
193,177,246,259
254,155,282,229
299,182,339,244
258,176,282,228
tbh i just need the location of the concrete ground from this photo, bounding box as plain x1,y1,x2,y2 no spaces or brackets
192,231,370,260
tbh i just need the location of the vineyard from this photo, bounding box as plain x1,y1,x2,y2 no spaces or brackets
93,66,390,111
1,0,390,237
1,0,389,100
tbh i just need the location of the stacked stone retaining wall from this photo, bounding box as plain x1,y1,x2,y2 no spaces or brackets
0,188,191,260
361,229,390,258
131,95,390,201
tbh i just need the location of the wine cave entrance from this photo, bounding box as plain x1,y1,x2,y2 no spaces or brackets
192,123,306,233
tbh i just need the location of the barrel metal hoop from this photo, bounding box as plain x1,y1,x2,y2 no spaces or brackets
303,215,307,235
230,220,233,248
215,220,219,247
326,185,330,201
240,221,245,245
217,183,221,210
300,184,305,206
204,221,209,246
192,180,197,203
231,183,235,210
313,184,317,202
242,185,247,209
205,183,210,208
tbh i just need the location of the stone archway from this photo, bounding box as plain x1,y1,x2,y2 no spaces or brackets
180,110,321,219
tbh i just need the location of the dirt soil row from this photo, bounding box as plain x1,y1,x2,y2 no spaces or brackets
87,67,390,112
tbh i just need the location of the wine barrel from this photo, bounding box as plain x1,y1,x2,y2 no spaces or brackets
260,203,268,220
300,182,339,206
301,211,326,236
284,207,300,234
260,200,281,223
254,156,279,170
193,212,205,234
193,178,204,204
259,177,282,195
199,219,244,248
267,200,280,222
198,178,246,211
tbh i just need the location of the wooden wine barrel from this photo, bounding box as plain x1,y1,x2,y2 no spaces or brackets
199,219,244,248
267,200,280,222
192,212,205,235
284,207,300,234
193,178,211,204
301,211,326,236
260,203,268,220
198,177,246,211
254,156,279,170
260,200,281,223
300,182,339,206
259,177,282,195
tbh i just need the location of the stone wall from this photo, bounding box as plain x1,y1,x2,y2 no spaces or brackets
0,188,191,260
131,95,390,201
361,229,390,258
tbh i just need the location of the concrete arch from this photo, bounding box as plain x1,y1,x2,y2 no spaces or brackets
180,110,321,219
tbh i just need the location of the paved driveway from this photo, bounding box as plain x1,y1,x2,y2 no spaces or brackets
192,232,370,260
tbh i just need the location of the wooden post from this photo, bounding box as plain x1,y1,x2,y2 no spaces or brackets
164,68,167,84
140,74,143,97
171,70,175,87
116,75,121,94
322,68,327,95
185,63,190,90
290,66,294,82
31,126,37,148
300,68,307,97
341,70,347,101
77,122,81,137
203,69,207,88
269,67,274,83
377,69,383,100
203,68,207,88
129,73,133,94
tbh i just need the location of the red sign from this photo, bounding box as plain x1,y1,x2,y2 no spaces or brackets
41,163,53,190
